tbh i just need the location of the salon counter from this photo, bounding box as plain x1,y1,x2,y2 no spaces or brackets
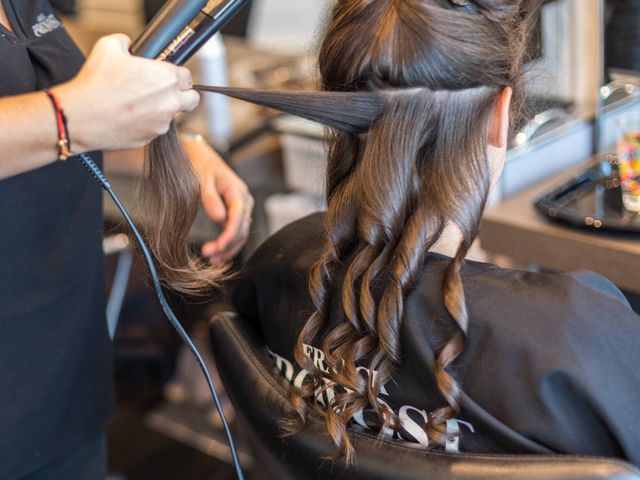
480,157,640,294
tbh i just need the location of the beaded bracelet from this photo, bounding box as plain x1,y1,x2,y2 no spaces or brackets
44,89,72,161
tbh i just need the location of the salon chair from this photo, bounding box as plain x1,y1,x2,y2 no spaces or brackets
209,311,640,480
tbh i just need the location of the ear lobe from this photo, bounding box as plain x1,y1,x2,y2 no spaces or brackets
488,87,513,149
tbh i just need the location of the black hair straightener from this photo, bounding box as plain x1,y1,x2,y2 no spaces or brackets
80,1,249,478
131,0,249,64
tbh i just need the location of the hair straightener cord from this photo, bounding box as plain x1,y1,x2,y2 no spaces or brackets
79,153,245,480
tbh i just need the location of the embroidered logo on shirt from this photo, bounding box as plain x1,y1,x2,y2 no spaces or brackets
32,13,62,37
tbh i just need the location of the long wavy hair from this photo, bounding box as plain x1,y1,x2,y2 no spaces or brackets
140,0,535,461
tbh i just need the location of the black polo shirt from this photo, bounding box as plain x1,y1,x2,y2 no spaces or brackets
0,1,113,478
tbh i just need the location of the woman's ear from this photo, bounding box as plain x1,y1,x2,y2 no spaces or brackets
488,87,513,148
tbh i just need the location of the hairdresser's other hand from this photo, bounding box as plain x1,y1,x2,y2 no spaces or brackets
54,34,200,152
184,138,254,265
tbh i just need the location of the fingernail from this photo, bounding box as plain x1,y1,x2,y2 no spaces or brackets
203,247,217,257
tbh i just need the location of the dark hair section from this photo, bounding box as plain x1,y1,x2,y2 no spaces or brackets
138,0,538,463
139,124,225,296
195,86,387,134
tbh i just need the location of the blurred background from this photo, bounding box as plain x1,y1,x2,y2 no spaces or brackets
50,0,640,479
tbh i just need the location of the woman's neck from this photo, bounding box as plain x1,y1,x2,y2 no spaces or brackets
430,222,463,258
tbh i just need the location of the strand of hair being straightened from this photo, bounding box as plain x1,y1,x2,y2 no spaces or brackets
193,84,495,135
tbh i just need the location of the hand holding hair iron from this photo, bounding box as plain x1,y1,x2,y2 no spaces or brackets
131,0,249,65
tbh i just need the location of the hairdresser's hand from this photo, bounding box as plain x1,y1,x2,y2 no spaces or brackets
184,138,254,265
54,34,200,152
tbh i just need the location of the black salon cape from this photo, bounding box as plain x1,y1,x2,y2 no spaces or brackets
232,213,640,465
0,2,113,478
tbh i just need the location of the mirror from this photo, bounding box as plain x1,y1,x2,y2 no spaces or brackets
605,0,640,82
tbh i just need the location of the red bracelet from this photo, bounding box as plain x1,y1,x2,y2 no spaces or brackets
44,89,72,161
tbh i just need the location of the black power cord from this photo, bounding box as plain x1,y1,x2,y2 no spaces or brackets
80,153,245,480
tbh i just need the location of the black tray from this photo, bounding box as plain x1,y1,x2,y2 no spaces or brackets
534,160,640,234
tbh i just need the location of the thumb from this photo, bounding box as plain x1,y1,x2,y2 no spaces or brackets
103,33,132,53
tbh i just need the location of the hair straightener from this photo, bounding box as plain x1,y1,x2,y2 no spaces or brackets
80,1,250,478
131,0,249,64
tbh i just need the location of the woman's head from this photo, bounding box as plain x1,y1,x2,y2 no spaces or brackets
142,0,535,462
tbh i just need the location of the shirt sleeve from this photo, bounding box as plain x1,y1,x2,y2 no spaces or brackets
561,271,640,463
521,271,640,463
461,268,640,463
569,270,633,309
